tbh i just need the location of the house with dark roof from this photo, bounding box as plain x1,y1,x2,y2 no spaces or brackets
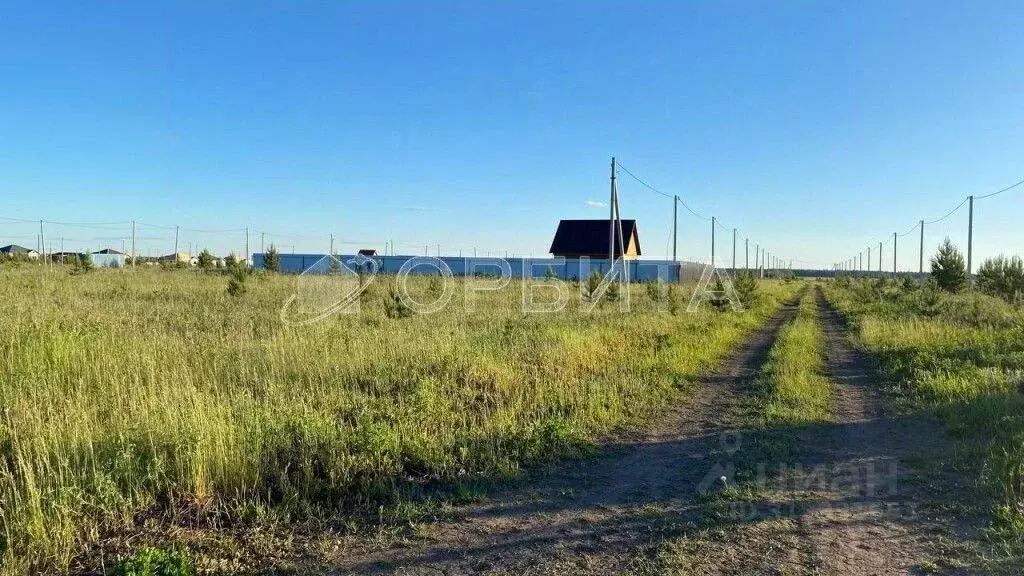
357,249,378,257
50,251,86,264
0,245,39,259
548,220,641,260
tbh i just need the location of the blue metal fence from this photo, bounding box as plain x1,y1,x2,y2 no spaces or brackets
251,253,682,283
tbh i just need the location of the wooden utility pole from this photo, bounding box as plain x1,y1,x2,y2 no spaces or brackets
131,220,136,268
711,217,716,267
745,238,749,269
967,195,974,288
732,228,737,271
611,158,627,282
878,242,882,273
174,226,180,256
330,234,334,255
918,220,925,284
893,232,897,275
609,157,616,267
672,195,678,262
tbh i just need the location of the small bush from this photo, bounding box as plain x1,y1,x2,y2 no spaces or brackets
734,270,758,306
196,249,213,270
930,237,967,293
264,244,280,273
108,547,193,576
585,270,602,302
977,255,1024,303
384,285,412,318
226,264,247,297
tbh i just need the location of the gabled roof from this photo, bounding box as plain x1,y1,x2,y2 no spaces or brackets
357,249,378,256
0,244,35,254
548,219,641,257
92,248,124,255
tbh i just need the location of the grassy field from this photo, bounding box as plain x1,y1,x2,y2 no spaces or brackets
0,265,797,574
823,278,1024,551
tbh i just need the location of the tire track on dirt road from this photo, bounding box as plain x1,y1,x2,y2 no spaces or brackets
796,286,960,575
330,293,807,575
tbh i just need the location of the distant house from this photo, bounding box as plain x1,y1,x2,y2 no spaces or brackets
51,251,86,264
156,252,191,265
0,245,39,259
357,249,378,257
548,219,641,260
91,249,126,268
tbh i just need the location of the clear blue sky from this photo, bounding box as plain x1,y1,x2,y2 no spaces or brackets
1,1,1021,268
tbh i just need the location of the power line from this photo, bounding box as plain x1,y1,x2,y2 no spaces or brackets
897,221,920,237
923,197,969,225
974,175,1024,199
615,162,714,221
615,162,673,199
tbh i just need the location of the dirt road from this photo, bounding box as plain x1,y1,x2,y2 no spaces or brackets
317,286,965,575
329,296,805,575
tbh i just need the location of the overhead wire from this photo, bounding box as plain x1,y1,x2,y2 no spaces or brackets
975,177,1024,200
615,162,714,222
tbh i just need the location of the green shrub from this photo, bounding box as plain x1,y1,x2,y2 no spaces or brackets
930,237,967,293
384,285,412,318
226,264,247,297
108,547,193,576
977,255,1024,303
196,249,213,270
733,270,758,306
264,244,280,273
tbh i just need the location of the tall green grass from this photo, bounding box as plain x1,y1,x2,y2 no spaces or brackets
755,288,832,425
823,278,1024,545
0,267,797,574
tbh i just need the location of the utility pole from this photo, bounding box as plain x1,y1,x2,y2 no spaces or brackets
745,238,749,269
893,232,897,276
38,220,44,262
919,220,925,284
260,232,264,255
878,242,882,273
967,195,974,288
131,220,136,268
613,171,628,282
245,228,249,265
732,228,737,271
609,157,616,266
711,217,716,267
867,246,871,278
330,234,334,255
174,226,180,256
672,195,678,262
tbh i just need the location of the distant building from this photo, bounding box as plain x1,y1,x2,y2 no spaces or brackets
0,245,39,259
51,251,86,264
357,249,378,257
91,248,125,268
156,252,191,265
548,219,641,260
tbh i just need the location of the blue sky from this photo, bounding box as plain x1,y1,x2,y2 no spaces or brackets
0,1,1021,268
